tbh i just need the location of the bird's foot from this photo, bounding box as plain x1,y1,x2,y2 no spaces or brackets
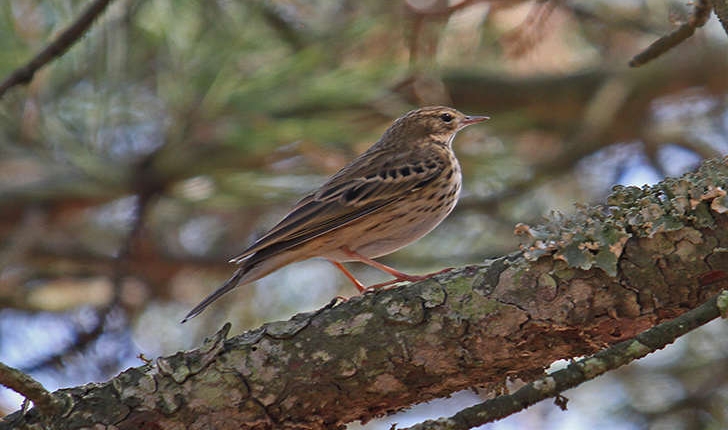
364,267,455,291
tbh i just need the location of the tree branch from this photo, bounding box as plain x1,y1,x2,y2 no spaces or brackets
629,0,712,67
400,289,728,430
0,362,66,418
0,0,115,99
3,157,728,429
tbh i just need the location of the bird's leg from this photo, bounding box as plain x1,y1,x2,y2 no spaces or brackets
340,246,422,281
327,259,366,292
339,247,453,290
364,267,455,290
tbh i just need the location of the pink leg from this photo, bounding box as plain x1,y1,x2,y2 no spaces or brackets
340,246,453,290
327,259,366,292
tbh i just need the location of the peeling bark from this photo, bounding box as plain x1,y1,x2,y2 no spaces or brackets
3,158,728,430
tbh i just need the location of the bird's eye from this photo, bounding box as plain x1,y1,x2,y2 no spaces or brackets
440,113,453,122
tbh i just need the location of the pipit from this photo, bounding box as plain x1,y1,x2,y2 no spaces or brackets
182,106,488,322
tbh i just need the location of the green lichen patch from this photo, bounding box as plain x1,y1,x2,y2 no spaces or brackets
157,354,191,384
516,209,630,276
265,315,312,339
113,366,157,410
717,290,728,318
323,312,373,336
375,293,426,325
448,277,503,320
516,157,728,276
608,158,728,234
418,279,447,308
185,372,248,410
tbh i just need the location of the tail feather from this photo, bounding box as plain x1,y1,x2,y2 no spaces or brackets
181,267,247,323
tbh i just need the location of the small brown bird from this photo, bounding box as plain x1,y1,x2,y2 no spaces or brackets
182,106,488,322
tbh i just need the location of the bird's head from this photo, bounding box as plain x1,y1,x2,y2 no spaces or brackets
382,106,489,148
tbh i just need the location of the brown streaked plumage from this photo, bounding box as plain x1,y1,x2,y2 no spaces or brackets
182,106,488,322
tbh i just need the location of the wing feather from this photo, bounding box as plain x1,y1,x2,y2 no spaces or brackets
230,146,446,264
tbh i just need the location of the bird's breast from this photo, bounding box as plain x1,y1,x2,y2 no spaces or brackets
330,155,462,260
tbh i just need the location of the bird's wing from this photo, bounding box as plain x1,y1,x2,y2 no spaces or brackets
230,146,447,263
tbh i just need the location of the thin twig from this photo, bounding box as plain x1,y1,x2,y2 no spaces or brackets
0,0,115,99
401,290,728,430
0,362,64,417
629,0,713,67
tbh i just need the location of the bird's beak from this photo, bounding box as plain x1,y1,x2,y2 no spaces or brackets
461,115,489,126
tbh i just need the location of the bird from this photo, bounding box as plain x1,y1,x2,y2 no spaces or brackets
182,106,488,322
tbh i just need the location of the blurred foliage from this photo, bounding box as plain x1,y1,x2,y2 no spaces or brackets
1,0,727,428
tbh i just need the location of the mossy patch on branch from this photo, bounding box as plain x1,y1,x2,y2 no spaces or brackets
515,157,728,276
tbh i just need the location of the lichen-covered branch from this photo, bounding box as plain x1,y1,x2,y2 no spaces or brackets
401,290,728,430
0,362,66,418
3,158,728,430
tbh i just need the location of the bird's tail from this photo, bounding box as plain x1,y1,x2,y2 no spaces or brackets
180,267,247,323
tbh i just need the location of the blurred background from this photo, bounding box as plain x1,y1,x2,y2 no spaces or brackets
1,0,727,428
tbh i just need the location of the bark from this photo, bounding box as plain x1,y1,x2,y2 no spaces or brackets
3,157,728,430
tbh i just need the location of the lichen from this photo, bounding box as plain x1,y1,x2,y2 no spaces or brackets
323,312,373,336
448,274,502,320
717,290,728,318
418,279,447,308
516,157,728,276
376,294,425,325
186,372,247,409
